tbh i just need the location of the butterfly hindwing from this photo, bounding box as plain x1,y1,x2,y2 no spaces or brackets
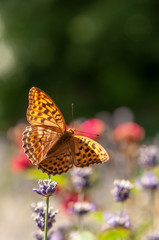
72,135,109,167
37,143,73,175
27,87,66,132
22,125,61,164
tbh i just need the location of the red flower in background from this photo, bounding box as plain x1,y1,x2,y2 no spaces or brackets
62,192,88,214
113,122,145,142
8,122,32,172
67,118,106,140
11,150,32,172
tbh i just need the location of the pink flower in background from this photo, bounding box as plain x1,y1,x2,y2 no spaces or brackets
10,150,32,172
8,122,32,172
67,118,106,140
113,122,145,142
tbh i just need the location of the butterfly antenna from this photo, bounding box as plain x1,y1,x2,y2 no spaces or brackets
75,130,99,137
72,103,74,128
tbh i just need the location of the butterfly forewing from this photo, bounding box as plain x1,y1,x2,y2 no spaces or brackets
27,87,66,132
22,125,61,164
72,135,109,167
37,143,73,175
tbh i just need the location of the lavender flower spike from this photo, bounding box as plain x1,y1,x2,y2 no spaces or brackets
33,179,58,197
31,202,58,232
139,173,159,190
106,211,130,229
138,145,159,169
112,179,133,202
69,201,96,215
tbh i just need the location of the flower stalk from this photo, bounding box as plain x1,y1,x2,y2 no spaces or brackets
44,196,49,240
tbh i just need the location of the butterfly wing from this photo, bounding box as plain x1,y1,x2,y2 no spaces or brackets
27,87,66,132
37,143,73,175
72,135,109,167
22,125,61,164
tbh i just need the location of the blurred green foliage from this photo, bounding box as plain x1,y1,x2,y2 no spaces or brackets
0,0,159,134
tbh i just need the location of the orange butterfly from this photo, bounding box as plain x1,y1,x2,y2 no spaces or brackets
22,87,109,175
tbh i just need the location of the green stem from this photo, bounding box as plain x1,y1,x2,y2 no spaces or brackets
44,175,51,240
149,189,155,229
44,196,49,240
119,202,124,217
78,214,83,232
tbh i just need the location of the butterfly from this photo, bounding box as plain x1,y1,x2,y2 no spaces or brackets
22,87,109,176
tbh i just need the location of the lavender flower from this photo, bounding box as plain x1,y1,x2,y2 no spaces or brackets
112,179,133,202
71,167,93,192
31,202,58,231
106,211,130,229
33,180,58,197
139,173,159,190
138,145,159,169
69,201,96,215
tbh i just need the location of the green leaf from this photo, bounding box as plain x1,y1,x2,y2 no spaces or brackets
25,168,69,187
90,211,105,223
98,228,131,240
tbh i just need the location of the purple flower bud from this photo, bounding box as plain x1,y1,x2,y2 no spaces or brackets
69,201,96,215
105,211,130,229
33,180,58,197
112,179,133,202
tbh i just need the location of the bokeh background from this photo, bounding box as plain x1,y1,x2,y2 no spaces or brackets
0,1,159,240
0,0,159,134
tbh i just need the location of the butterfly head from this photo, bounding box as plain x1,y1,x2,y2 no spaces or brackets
67,128,75,135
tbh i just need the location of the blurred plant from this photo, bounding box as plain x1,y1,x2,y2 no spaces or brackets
69,201,96,216
113,122,145,178
138,172,159,232
112,179,133,202
138,145,159,170
139,172,159,190
146,231,159,240
105,211,130,229
69,167,96,230
71,167,93,194
137,146,159,232
102,179,133,239
113,122,145,143
32,179,58,240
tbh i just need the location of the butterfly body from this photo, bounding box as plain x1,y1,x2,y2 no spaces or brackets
23,87,109,176
44,128,75,158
